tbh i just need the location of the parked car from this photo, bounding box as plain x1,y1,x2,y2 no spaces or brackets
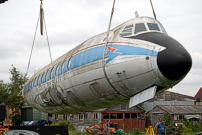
27,120,48,126
20,121,30,126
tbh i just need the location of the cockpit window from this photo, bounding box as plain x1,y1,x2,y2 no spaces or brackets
134,23,147,34
120,24,133,37
124,24,133,29
147,23,160,31
122,28,132,33
160,24,168,34
120,33,132,37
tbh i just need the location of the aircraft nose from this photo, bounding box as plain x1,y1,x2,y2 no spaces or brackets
128,32,192,80
157,37,192,80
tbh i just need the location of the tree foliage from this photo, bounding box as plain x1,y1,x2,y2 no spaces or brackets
0,65,28,122
162,113,172,126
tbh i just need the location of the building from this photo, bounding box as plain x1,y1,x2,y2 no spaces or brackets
195,87,202,100
53,103,145,132
21,102,49,121
143,91,198,112
148,105,202,127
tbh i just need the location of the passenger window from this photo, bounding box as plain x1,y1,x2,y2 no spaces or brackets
35,76,39,87
50,67,54,79
37,75,40,86
63,58,69,73
60,61,65,75
46,69,52,81
40,73,44,84
147,23,160,31
32,78,36,88
32,80,35,89
135,23,147,34
44,71,48,82
57,62,62,76
61,61,65,74
55,64,59,77
28,82,31,91
51,66,57,79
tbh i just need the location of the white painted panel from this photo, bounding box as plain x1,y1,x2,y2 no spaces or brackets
129,86,157,108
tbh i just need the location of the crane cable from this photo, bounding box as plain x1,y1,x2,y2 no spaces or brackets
102,0,129,98
150,0,157,20
26,0,52,76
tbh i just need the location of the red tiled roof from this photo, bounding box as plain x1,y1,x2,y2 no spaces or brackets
195,87,202,99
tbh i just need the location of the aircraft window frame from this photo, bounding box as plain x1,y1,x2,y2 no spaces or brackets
147,23,160,31
37,75,41,86
134,23,147,34
30,81,33,90
43,71,47,83
61,60,65,74
51,66,57,79
63,58,69,74
39,73,44,85
32,79,35,89
46,69,52,81
35,76,39,87
68,57,72,71
124,24,133,29
55,64,60,77
32,78,36,88
28,81,31,91
160,24,168,34
60,61,65,75
50,67,54,79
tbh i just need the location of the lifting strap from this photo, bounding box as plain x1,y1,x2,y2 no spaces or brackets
26,0,52,75
150,0,157,19
102,0,129,98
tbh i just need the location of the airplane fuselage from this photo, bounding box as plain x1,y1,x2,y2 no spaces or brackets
22,16,192,114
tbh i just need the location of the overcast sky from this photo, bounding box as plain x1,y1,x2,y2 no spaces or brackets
0,0,201,97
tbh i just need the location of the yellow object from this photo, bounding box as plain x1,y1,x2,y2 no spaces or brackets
145,126,155,135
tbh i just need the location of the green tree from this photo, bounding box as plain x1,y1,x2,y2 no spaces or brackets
0,65,28,125
162,113,172,126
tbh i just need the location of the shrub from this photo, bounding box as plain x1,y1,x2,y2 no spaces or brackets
132,128,141,135
50,120,75,131
184,119,191,128
192,123,201,132
162,113,172,126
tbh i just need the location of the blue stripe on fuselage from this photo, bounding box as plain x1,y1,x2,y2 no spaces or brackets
70,44,158,69
25,44,158,94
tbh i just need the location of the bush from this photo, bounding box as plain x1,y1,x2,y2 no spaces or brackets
162,113,172,126
192,123,201,132
132,128,141,135
50,120,75,131
184,119,191,128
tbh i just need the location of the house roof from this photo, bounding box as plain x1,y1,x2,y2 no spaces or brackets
149,91,197,102
158,105,202,114
195,87,202,99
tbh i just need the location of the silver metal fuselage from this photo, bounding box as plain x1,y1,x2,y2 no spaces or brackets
22,17,191,114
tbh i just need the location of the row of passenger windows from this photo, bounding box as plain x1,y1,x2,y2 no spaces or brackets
24,58,70,94
120,22,165,37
